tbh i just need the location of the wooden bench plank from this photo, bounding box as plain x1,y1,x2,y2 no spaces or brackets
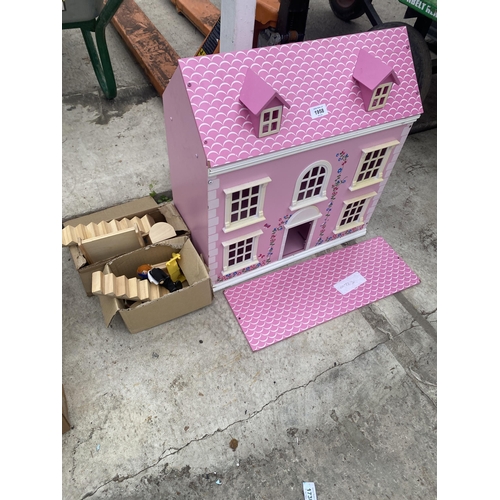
111,0,180,95
170,0,220,37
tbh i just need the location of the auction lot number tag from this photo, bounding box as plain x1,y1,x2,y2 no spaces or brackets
303,482,318,500
309,104,328,119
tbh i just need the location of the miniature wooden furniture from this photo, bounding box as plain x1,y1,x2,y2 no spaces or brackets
78,225,146,264
165,253,186,282
147,222,176,244
62,214,155,246
92,270,170,302
62,0,125,99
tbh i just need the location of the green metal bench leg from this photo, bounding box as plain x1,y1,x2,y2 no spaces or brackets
63,0,124,99
81,27,117,99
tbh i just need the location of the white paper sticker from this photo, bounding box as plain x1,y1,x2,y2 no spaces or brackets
309,104,328,119
303,482,318,500
334,272,366,295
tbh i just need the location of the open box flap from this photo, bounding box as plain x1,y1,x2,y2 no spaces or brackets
62,196,158,227
157,201,190,236
68,245,88,270
106,236,189,276
179,239,210,284
118,279,213,334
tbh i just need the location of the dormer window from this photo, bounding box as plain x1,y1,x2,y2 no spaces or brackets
353,48,400,112
260,106,282,137
368,83,393,111
240,68,290,138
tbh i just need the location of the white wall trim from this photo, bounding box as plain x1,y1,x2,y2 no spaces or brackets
208,116,419,177
212,228,367,292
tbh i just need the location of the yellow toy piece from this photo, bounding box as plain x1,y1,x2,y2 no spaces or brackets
166,253,185,282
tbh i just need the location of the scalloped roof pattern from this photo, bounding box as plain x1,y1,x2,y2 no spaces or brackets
178,27,423,169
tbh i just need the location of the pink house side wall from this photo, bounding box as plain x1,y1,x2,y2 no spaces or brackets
163,69,210,261
364,123,412,223
210,124,410,285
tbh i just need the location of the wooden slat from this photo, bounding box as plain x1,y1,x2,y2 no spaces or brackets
170,0,220,37
111,0,180,95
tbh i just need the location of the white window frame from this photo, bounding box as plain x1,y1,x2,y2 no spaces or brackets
223,177,271,233
333,191,377,234
259,106,282,137
349,140,399,191
290,161,332,211
368,82,393,111
222,230,263,274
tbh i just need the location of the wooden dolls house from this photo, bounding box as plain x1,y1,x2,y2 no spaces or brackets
162,26,423,291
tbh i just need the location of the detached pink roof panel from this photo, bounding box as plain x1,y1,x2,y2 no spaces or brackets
177,27,423,169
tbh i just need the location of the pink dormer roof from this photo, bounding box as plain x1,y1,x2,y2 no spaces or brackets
239,68,290,115
175,26,423,169
353,48,401,90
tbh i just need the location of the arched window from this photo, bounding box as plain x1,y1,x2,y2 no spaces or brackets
290,161,332,210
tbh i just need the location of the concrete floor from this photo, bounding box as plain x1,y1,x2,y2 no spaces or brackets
62,1,437,499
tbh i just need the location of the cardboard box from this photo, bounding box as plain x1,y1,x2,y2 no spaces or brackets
97,238,214,334
62,385,71,434
63,197,190,296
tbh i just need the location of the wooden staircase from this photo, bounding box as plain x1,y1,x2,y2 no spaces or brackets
92,270,173,302
62,214,155,246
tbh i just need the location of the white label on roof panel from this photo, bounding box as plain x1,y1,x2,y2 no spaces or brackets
334,271,366,295
309,104,328,119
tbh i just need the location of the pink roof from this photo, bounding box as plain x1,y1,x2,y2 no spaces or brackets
353,48,401,89
176,26,423,168
239,68,290,115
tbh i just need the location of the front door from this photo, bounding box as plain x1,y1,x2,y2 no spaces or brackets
279,206,321,260
282,221,312,257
